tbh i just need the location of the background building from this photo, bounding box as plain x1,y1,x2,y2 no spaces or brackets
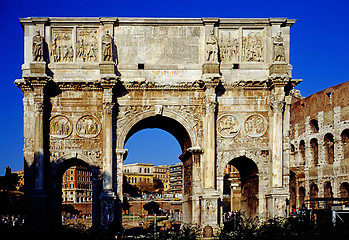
154,165,170,192
62,166,92,214
289,81,349,210
169,163,183,195
124,163,154,185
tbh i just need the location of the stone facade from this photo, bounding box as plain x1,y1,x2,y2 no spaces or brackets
15,17,300,234
290,81,349,210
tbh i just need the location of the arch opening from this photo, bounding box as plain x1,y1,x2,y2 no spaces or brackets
121,115,194,233
299,140,305,165
341,129,349,162
55,158,98,230
310,138,319,166
223,157,259,222
324,133,334,164
124,115,192,152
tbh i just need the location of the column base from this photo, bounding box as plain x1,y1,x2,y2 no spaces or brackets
25,190,48,231
201,189,221,235
266,191,289,219
100,190,117,228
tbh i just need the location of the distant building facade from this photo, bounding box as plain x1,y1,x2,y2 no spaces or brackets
62,166,92,204
154,165,170,192
124,163,154,185
169,163,183,195
290,81,349,210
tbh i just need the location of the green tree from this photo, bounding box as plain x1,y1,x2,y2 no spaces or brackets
122,196,131,214
153,178,164,192
0,167,20,191
123,175,140,197
143,201,160,215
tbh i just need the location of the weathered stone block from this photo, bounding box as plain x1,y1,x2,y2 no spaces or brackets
30,62,46,75
269,63,287,75
99,62,115,75
202,62,219,74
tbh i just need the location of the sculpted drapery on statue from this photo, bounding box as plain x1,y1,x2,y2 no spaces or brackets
102,30,113,61
205,30,218,63
32,30,44,61
273,32,285,62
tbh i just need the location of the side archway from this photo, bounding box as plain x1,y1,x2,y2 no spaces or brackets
220,155,259,219
49,154,102,230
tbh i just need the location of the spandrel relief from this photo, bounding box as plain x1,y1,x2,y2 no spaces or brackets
219,30,240,63
242,30,264,62
51,28,73,62
50,115,72,138
77,28,98,62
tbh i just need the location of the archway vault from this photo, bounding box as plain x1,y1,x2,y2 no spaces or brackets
117,107,199,152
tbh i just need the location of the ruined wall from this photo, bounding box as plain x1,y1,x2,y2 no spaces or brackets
290,81,349,209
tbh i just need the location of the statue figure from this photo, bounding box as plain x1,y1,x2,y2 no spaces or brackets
102,30,113,61
205,30,218,62
32,30,44,61
273,31,285,62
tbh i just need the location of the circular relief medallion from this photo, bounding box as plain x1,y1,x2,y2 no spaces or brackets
244,114,267,137
50,115,72,138
217,114,240,137
76,115,101,138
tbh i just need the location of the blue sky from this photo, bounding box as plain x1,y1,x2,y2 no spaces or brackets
0,0,348,172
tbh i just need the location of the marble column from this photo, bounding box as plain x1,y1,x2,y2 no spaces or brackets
204,87,217,189
271,99,285,188
100,87,116,228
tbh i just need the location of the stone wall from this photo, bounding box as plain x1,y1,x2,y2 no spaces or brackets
290,81,349,209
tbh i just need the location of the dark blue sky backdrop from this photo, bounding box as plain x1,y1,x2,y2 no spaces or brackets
0,0,348,172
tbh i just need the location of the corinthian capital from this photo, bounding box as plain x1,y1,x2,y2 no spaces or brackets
103,102,115,114
270,100,285,113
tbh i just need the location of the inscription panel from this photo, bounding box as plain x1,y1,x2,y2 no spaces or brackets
116,26,202,65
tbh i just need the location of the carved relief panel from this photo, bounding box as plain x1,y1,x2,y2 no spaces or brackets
217,112,268,150
50,115,72,138
217,114,240,137
218,30,240,63
76,115,101,138
76,28,98,62
51,28,74,62
244,114,267,137
242,29,264,62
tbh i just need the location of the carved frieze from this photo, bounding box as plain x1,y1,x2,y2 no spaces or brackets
50,115,72,138
76,28,98,62
242,30,264,62
217,114,240,137
51,28,73,62
219,30,240,63
50,138,102,150
244,114,267,137
76,115,101,138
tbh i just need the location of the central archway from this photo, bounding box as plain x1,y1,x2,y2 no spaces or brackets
118,113,200,228
124,115,192,151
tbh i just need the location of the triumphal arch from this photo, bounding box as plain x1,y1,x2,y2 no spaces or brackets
16,17,300,232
